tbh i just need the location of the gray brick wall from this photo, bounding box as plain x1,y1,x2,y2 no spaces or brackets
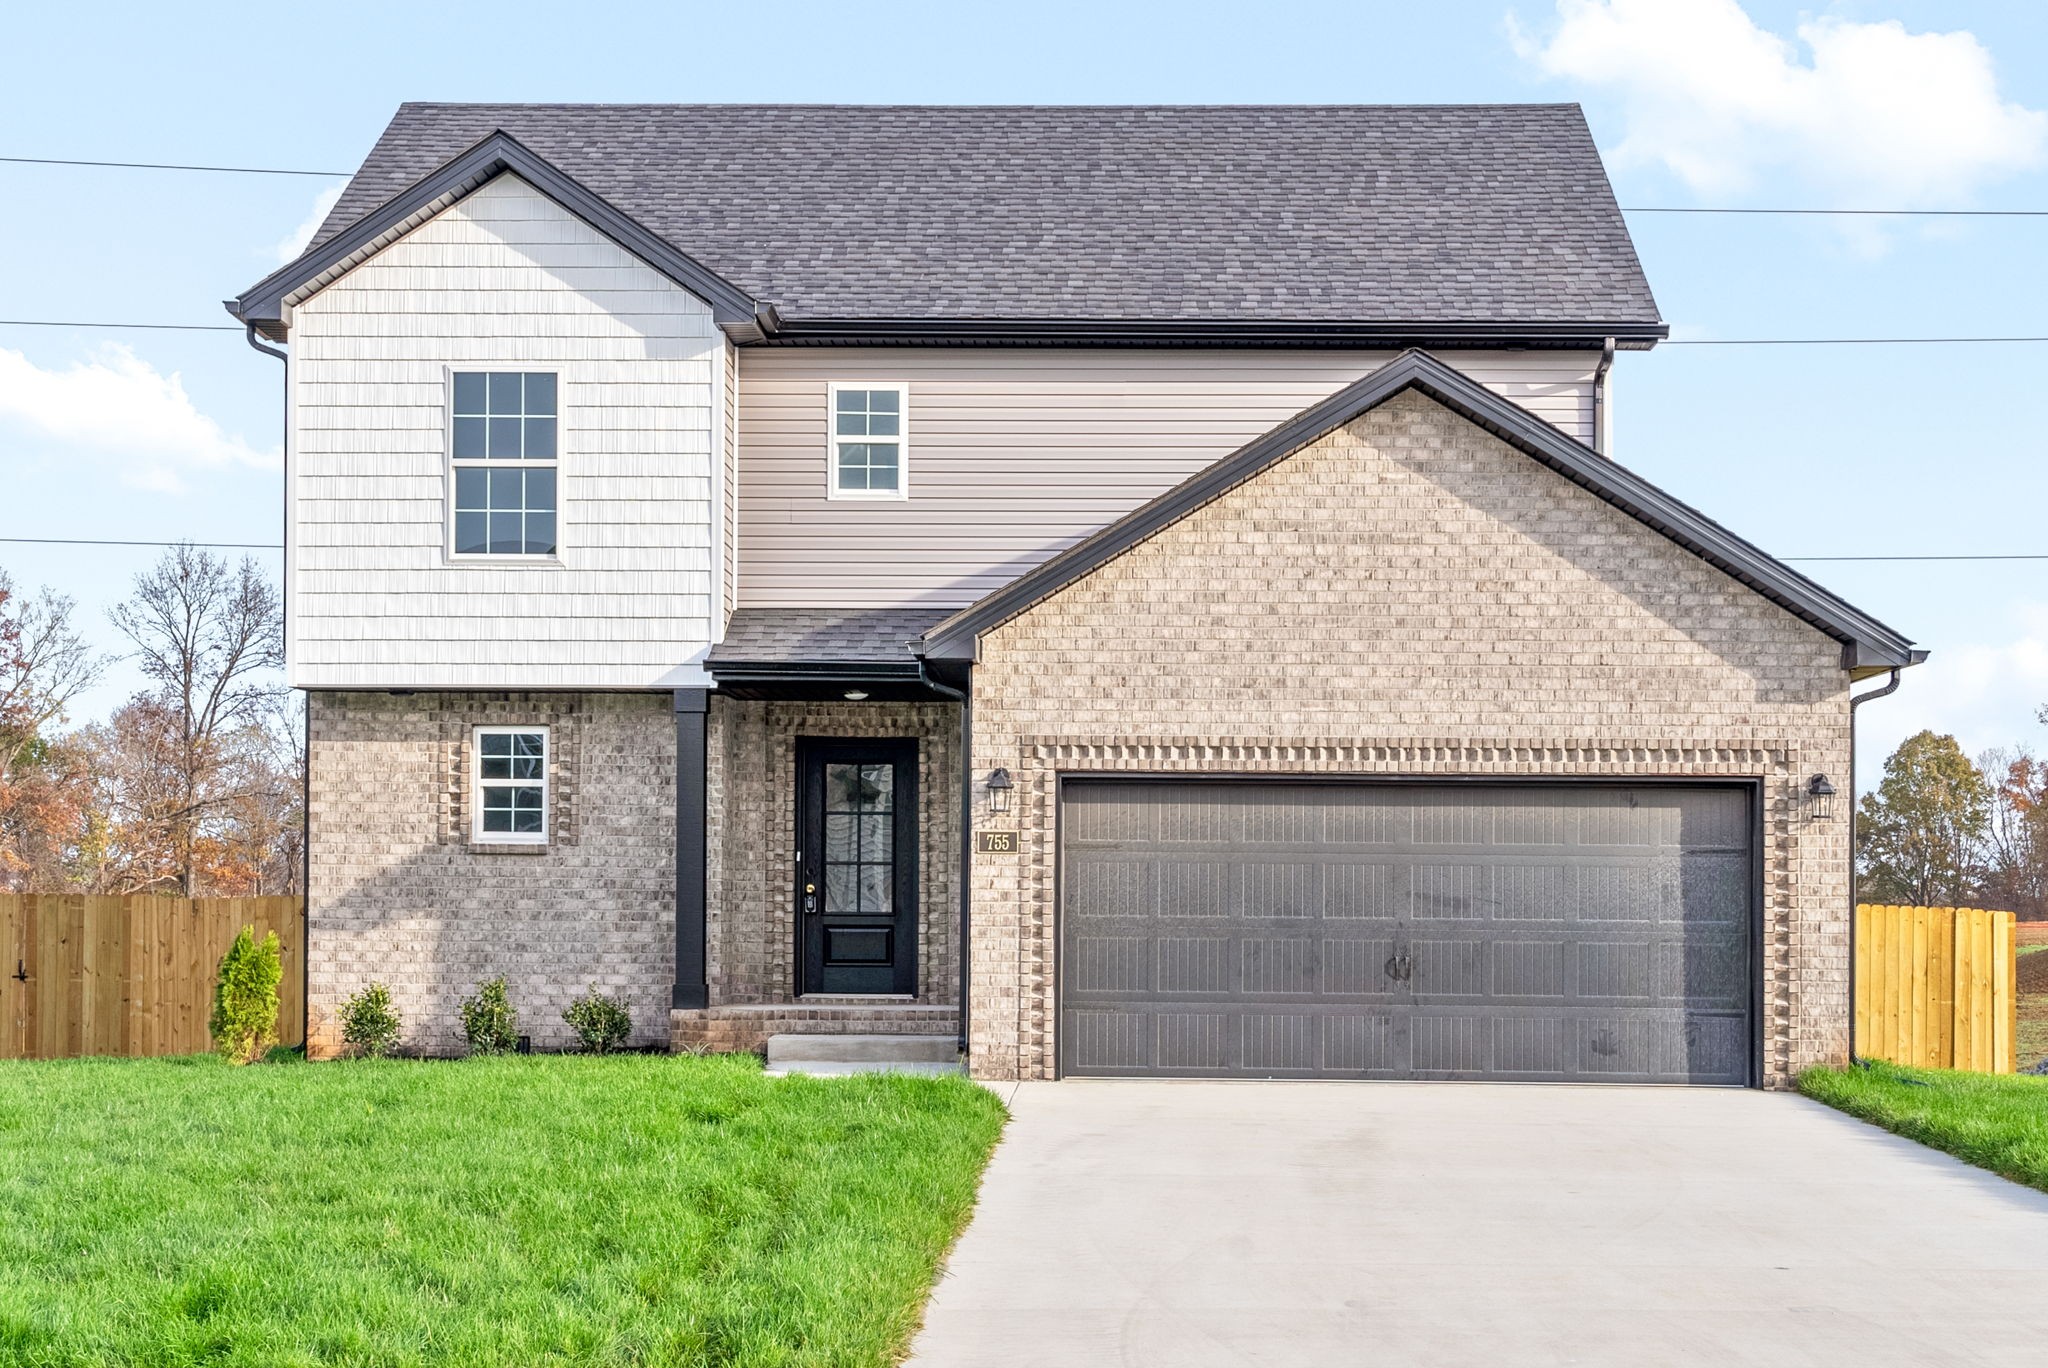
966,390,1854,1086
306,690,675,1056
701,698,959,1008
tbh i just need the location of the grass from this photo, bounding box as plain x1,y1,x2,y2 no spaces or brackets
0,1054,1006,1367
1799,1061,2048,1193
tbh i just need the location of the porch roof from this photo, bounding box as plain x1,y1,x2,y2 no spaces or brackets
707,608,951,699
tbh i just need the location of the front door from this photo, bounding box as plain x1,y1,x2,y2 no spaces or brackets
797,739,919,995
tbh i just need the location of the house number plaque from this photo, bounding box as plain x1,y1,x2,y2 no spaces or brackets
975,830,1018,854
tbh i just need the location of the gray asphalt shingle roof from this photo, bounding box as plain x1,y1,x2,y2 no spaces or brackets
707,608,949,667
315,103,1660,327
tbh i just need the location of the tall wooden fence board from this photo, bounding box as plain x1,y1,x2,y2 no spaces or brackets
0,895,303,1060
1856,904,2017,1073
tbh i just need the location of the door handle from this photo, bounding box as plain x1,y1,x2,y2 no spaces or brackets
802,882,818,916
1383,953,1413,983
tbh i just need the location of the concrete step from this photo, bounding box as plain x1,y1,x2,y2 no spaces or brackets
765,1032,960,1066
767,1060,967,1078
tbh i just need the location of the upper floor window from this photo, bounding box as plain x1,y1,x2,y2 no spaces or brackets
473,726,548,843
828,383,908,499
452,371,557,556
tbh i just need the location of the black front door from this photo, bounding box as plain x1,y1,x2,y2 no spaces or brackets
798,739,918,995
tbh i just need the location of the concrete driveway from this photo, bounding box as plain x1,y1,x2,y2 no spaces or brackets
907,1081,2048,1367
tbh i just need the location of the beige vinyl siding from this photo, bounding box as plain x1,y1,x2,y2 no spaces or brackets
289,174,720,689
737,347,1602,609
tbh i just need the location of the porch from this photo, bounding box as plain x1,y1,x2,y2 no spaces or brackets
672,609,968,1056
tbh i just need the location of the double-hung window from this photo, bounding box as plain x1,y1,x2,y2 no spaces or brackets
828,383,908,499
451,371,558,556
473,726,548,843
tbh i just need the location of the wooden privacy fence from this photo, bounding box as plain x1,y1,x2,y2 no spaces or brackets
0,896,304,1060
1856,903,2017,1073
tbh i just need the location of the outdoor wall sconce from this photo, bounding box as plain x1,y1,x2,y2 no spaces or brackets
1806,774,1837,821
986,767,1014,814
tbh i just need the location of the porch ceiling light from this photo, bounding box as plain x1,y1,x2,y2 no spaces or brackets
1806,773,1837,821
843,690,869,701
986,767,1014,814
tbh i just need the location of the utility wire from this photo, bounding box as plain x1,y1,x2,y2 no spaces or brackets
0,155,348,177
10,318,2048,347
4,537,2045,564
0,537,282,550
0,319,241,332
12,153,2048,217
1622,206,2048,217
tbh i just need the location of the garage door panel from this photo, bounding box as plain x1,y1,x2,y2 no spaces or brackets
1321,940,1399,996
1062,780,1754,1084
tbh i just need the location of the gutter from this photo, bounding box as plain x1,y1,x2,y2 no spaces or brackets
1846,663,1914,1066
916,656,972,1060
243,323,306,1050
1592,336,1616,455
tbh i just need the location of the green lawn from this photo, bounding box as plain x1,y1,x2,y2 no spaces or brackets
0,1054,1006,1367
1800,1062,2048,1194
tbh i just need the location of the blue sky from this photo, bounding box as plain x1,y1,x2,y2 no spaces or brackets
3,0,2046,788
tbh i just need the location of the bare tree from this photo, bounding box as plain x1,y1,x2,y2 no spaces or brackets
0,570,103,781
107,545,284,896
0,571,103,890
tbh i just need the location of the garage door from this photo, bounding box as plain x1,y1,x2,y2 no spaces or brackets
1060,781,1754,1084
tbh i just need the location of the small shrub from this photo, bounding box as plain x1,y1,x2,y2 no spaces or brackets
339,983,402,1058
563,987,633,1054
209,926,282,1065
460,977,519,1056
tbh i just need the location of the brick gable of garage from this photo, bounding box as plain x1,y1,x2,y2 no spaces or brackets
962,385,1860,1086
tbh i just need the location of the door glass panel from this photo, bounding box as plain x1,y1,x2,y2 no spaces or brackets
823,761,896,914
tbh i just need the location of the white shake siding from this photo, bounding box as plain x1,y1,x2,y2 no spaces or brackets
736,347,1604,609
288,175,720,688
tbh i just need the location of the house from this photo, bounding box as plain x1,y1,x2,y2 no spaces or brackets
229,103,1920,1085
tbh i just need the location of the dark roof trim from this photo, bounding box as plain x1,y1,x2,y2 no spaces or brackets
758,318,1666,349
705,660,923,683
920,348,1917,670
226,130,761,340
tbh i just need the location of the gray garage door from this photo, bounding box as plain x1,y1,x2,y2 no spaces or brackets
1060,781,1754,1084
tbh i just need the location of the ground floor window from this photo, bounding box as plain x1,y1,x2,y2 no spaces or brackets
473,726,548,842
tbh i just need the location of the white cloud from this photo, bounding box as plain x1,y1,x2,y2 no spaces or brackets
1511,0,2046,207
0,345,276,493
272,184,344,263
1857,603,2048,781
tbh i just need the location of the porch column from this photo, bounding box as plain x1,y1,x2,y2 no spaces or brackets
673,687,709,1009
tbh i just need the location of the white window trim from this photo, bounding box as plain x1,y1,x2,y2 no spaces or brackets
472,725,550,845
445,366,566,565
825,381,910,502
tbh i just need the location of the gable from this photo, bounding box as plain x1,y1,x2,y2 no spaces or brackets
229,132,759,339
977,388,1853,732
922,351,1917,673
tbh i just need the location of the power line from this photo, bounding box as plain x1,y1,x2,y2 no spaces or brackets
1665,336,2048,346
0,155,348,177
1782,554,2048,563
2,537,2043,565
10,317,2048,348
1622,205,2048,217
0,319,241,332
1,538,282,550
9,154,2048,217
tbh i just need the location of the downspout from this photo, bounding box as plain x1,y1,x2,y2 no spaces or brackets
916,656,971,1058
244,324,305,1048
1847,666,1905,1066
1591,336,1616,455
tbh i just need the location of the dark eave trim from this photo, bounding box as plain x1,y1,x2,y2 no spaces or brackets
920,348,1917,670
704,660,924,684
754,316,1668,350
226,130,760,338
